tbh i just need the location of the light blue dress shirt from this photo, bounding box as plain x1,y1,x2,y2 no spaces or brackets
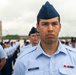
12,41,76,75
3,41,20,58
0,45,7,58
20,44,32,55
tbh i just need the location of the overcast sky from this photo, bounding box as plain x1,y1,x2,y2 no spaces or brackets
0,0,76,37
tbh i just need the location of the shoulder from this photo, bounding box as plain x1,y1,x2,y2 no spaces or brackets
20,45,30,54
20,44,31,51
64,45,76,53
13,46,37,74
21,45,37,55
0,45,3,50
17,46,37,60
13,59,26,75
64,45,76,59
64,45,76,65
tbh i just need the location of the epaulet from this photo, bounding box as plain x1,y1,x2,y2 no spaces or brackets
65,45,76,53
18,46,37,59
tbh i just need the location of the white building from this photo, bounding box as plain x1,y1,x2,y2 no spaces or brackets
0,20,2,40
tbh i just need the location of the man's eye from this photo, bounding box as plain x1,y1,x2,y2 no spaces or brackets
52,22,58,26
42,23,48,26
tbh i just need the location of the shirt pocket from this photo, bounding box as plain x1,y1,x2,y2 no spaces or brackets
59,67,76,75
25,70,43,75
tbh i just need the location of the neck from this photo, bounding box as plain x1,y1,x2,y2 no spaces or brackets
32,43,37,46
40,40,59,56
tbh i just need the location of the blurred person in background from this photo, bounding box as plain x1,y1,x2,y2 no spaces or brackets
69,37,76,48
20,27,40,54
0,45,6,75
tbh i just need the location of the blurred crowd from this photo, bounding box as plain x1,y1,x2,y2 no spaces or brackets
0,40,20,75
61,37,76,48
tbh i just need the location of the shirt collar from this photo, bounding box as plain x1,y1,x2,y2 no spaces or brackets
54,40,67,55
35,42,51,59
35,40,67,59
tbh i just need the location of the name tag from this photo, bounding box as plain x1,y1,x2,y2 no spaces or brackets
28,67,39,71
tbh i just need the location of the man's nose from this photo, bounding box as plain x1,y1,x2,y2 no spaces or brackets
48,24,53,31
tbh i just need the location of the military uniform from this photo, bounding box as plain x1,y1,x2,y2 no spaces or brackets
0,45,6,75
20,44,32,55
0,45,7,59
2,41,20,75
20,27,38,55
12,1,76,75
12,41,76,75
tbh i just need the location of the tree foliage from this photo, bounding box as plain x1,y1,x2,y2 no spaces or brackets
4,34,20,39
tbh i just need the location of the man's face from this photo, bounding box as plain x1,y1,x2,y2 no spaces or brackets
71,42,76,46
37,17,61,44
29,33,40,46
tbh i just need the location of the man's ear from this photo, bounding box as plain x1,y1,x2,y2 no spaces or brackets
36,23,39,32
59,23,61,31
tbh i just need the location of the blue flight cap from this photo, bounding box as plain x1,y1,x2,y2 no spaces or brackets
71,37,76,42
28,27,37,36
37,1,60,19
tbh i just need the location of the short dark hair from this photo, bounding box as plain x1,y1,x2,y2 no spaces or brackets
37,16,60,24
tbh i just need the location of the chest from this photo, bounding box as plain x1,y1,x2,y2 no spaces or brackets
24,55,76,75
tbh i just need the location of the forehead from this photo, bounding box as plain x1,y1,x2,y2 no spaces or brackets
30,33,37,36
39,17,59,23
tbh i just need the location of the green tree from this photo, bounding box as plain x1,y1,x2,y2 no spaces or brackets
4,34,20,39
